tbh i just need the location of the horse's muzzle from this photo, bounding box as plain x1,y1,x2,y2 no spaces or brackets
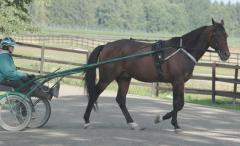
218,50,230,61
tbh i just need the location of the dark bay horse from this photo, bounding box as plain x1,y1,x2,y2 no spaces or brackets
83,19,230,131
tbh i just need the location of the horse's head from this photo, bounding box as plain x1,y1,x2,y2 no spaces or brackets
209,19,230,61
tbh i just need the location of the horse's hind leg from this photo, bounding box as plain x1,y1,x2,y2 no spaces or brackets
84,79,112,127
116,77,141,130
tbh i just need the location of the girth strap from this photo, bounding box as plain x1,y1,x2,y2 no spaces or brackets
152,41,165,79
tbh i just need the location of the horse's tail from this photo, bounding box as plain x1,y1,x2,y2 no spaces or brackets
83,45,104,109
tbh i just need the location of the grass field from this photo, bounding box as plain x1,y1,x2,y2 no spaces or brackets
40,27,240,52
40,27,173,40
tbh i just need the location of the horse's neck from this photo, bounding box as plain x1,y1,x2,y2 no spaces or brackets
164,37,182,49
183,26,212,61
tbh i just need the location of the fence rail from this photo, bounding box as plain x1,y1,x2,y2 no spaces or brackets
8,34,239,65
155,63,240,102
14,41,240,103
15,42,89,77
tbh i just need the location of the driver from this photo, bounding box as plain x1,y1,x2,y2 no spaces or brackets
0,37,60,100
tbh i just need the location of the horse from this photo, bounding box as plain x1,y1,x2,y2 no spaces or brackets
83,19,230,131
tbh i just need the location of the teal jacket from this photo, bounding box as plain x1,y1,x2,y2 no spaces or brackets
0,50,27,81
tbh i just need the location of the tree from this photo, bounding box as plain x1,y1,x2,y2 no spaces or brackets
183,0,212,29
210,2,237,35
30,0,51,26
122,0,146,31
142,0,188,33
236,3,240,35
46,0,97,27
27,0,240,36
96,0,126,29
143,0,169,32
0,0,34,34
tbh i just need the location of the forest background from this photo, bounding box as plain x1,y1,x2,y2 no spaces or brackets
1,0,240,37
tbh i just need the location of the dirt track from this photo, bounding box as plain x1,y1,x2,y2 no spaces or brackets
0,85,240,146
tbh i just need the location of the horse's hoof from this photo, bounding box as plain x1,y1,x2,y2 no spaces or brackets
128,122,142,130
174,128,182,134
154,115,162,124
84,123,91,129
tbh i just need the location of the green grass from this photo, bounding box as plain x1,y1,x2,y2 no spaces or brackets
39,26,173,40
157,91,240,110
38,27,240,50
185,94,240,110
194,65,236,76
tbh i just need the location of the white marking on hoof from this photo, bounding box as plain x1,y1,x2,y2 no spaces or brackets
154,115,162,124
128,122,143,130
174,128,182,134
84,123,91,129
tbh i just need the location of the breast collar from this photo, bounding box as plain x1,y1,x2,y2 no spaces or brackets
163,38,197,64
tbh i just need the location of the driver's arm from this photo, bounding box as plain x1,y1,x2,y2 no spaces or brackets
0,53,27,80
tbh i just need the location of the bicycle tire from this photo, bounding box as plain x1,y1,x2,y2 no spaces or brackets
0,95,32,131
28,96,51,128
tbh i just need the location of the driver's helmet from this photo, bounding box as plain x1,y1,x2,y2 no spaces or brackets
0,37,16,48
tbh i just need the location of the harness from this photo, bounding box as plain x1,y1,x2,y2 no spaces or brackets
151,38,197,79
152,40,165,79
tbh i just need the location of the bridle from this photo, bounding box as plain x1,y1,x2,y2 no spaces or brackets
206,26,225,54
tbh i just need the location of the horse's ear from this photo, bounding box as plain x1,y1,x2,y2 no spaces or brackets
212,18,216,25
221,19,224,26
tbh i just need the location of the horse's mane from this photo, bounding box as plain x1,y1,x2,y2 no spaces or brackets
183,26,208,37
182,26,208,44
164,26,208,47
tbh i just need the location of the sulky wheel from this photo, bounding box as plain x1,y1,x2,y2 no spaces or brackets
28,96,51,128
0,94,32,131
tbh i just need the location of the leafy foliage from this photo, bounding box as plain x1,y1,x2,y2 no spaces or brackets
2,0,240,36
33,0,239,35
0,0,35,34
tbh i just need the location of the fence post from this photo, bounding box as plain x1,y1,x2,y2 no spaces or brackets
151,83,155,97
155,82,159,97
212,63,216,103
86,50,91,62
237,54,239,65
40,45,45,75
209,52,212,62
72,38,74,49
233,66,238,104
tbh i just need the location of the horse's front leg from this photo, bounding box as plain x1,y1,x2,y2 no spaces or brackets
171,80,185,130
155,79,184,131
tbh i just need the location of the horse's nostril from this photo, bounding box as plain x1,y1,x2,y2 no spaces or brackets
225,52,230,57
